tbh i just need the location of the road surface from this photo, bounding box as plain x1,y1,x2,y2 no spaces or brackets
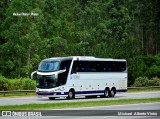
0,91,160,106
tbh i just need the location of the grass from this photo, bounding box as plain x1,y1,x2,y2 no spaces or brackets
0,98,160,110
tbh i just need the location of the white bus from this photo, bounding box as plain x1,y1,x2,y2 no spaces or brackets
31,56,127,100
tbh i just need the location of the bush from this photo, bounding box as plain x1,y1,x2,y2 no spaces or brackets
0,75,12,91
10,79,23,90
143,55,160,78
21,78,36,90
149,77,160,86
146,65,160,78
0,75,36,91
133,77,149,87
128,56,147,86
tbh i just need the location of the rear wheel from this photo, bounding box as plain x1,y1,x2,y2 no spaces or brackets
109,89,115,97
101,88,109,98
49,97,55,100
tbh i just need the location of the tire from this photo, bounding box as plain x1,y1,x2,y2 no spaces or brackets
49,97,55,100
67,89,75,99
103,88,109,98
109,89,115,97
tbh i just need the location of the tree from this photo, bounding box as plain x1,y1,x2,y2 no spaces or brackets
0,0,45,77
127,0,160,55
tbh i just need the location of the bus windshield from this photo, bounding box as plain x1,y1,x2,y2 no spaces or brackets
36,75,57,88
38,61,59,72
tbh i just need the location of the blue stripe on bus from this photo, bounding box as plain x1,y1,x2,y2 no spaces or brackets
75,90,104,94
36,89,127,95
75,89,127,95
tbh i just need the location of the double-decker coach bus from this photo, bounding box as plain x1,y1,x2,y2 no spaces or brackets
31,56,127,100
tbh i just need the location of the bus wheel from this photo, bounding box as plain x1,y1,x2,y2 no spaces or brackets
109,89,115,97
49,97,55,100
67,89,75,99
103,88,109,98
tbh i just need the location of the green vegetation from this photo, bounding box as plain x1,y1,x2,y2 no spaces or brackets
133,77,160,87
0,0,160,86
129,55,160,85
0,75,35,91
0,98,159,110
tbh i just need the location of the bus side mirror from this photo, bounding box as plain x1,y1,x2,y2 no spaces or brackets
31,71,37,79
59,69,66,74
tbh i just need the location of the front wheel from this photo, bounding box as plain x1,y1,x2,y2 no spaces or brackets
67,90,75,99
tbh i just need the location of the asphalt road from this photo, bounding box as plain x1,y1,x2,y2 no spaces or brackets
0,103,160,119
0,91,160,106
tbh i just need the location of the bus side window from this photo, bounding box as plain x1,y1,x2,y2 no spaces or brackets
71,61,78,74
85,63,90,72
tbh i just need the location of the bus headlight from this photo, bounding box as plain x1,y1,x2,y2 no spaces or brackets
36,88,39,92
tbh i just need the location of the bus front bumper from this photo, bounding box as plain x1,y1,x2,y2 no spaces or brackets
36,91,68,97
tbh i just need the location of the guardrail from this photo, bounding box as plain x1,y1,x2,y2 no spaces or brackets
128,86,160,89
0,86,160,96
0,90,35,96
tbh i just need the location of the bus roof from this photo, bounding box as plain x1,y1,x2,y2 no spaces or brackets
73,56,126,62
42,57,73,62
42,56,126,62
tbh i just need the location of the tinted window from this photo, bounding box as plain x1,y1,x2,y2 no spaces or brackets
38,61,59,72
57,60,72,86
71,61,126,73
60,60,72,71
36,75,57,89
